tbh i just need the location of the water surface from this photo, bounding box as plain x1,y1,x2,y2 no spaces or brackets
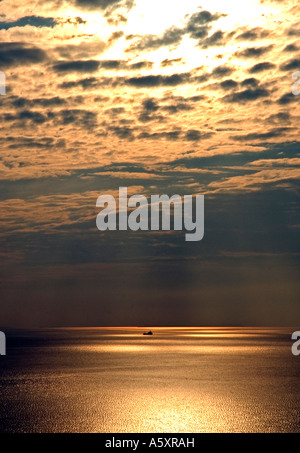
0,327,299,433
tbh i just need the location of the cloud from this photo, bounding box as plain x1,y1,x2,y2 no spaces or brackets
266,111,291,125
222,87,270,103
53,60,100,73
126,72,191,87
211,65,234,78
198,30,227,49
249,157,300,167
186,10,224,40
240,77,259,87
57,109,98,128
208,167,300,193
126,26,185,52
187,10,224,29
53,59,153,73
220,79,239,90
142,98,159,112
0,15,57,30
286,27,300,37
10,96,68,109
138,95,199,122
277,92,298,105
230,127,291,142
0,43,47,67
138,131,181,141
108,125,135,140
3,110,48,125
248,62,276,73
235,27,270,41
72,0,133,12
283,43,299,53
2,108,98,128
54,41,107,59
161,58,183,67
235,45,273,58
62,16,87,26
128,61,153,70
5,136,66,150
58,77,101,90
126,9,225,52
108,31,124,43
279,58,300,71
185,130,214,141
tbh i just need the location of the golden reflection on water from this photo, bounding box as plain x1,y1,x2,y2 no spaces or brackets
1,327,298,433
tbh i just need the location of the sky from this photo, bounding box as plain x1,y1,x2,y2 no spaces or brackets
0,0,299,327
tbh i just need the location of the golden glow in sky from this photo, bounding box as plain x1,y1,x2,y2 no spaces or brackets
0,0,299,328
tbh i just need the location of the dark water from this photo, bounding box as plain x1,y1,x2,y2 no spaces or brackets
0,327,299,433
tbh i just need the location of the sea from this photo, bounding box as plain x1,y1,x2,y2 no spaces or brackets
0,327,299,433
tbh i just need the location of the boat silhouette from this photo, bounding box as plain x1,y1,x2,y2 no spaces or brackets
143,331,153,336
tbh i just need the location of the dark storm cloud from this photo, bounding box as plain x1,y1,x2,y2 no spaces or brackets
279,58,300,71
222,88,269,103
235,45,273,58
248,62,276,73
0,43,47,67
230,127,291,142
0,15,57,30
235,27,270,41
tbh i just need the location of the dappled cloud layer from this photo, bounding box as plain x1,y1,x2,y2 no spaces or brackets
0,0,299,326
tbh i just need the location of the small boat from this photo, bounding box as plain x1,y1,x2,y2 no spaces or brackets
143,331,153,336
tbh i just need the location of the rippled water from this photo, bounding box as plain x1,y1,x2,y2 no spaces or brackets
0,327,299,433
